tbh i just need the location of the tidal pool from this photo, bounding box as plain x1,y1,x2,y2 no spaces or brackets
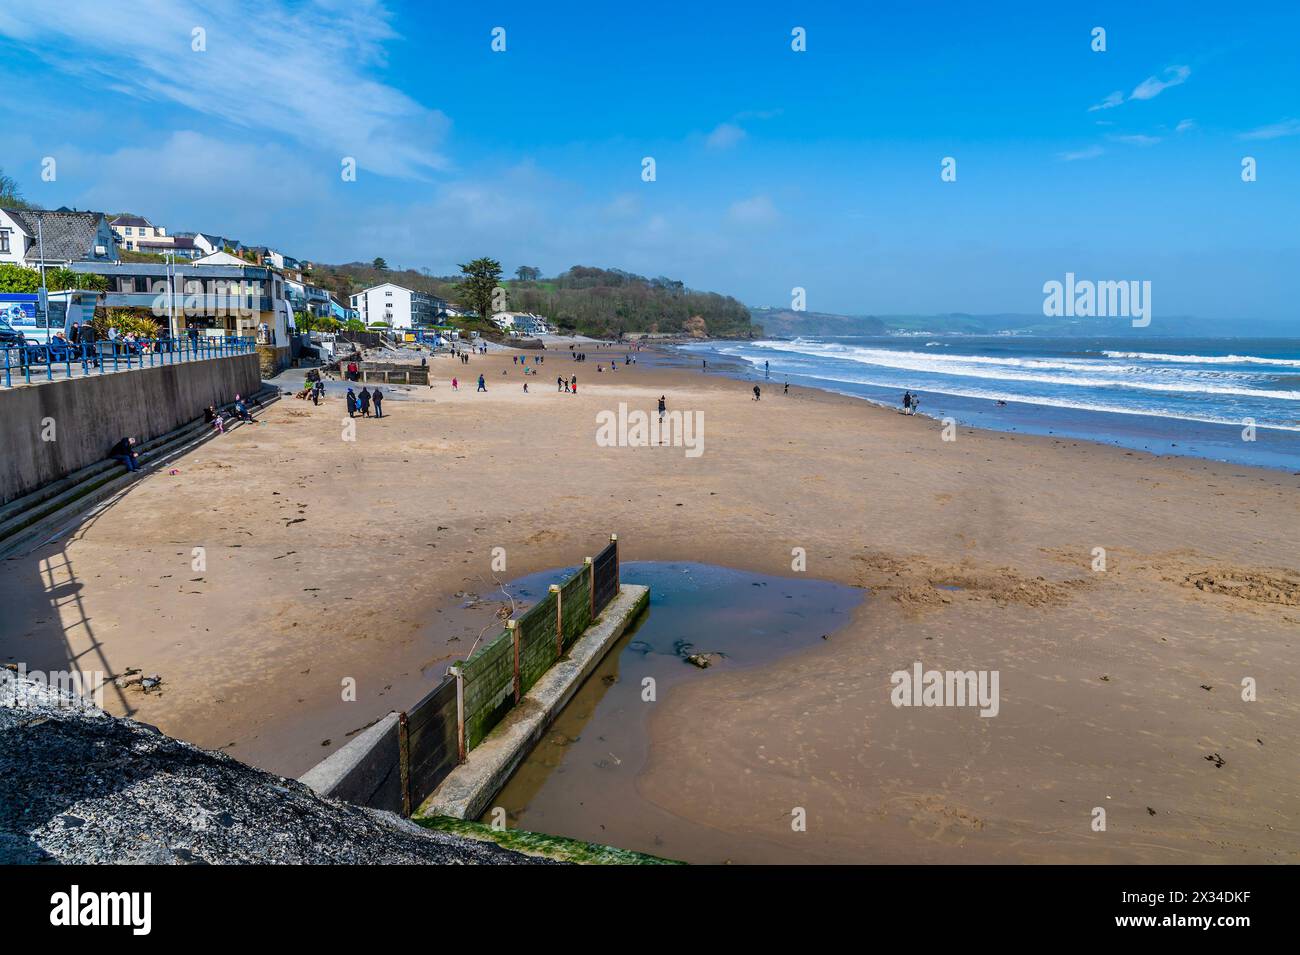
484,561,864,863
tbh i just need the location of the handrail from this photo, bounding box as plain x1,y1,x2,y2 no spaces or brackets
1,336,259,387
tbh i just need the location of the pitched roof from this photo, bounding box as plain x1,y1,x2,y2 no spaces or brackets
1,208,114,262
109,214,151,228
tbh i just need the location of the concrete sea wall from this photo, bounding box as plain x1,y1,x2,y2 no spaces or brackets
0,354,262,505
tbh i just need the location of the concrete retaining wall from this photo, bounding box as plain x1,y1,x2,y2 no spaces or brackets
299,712,404,814
256,344,289,377
0,354,262,505
417,584,650,820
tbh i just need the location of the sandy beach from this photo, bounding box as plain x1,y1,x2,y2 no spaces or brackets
3,345,1296,864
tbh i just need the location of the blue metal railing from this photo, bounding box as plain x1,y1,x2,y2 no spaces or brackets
1,336,258,388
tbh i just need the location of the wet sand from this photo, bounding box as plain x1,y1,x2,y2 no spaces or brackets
487,561,864,864
2,344,1296,862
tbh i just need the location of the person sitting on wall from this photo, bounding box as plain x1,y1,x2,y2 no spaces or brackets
109,436,140,472
232,394,255,423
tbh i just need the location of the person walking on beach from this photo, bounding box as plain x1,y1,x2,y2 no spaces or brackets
902,391,912,414
765,360,769,378
477,374,487,392
702,359,707,371
569,375,577,394
346,388,357,417
784,381,789,395
909,393,919,415
557,375,565,392
109,436,140,471
451,377,459,391
658,394,666,422
358,387,372,417
371,386,384,418
523,382,529,393
752,385,761,401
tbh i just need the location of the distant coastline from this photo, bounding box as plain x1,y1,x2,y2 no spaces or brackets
673,334,1300,470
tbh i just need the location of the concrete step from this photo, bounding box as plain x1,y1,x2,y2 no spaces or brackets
0,387,279,560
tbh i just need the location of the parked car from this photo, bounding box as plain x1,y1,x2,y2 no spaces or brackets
0,318,23,348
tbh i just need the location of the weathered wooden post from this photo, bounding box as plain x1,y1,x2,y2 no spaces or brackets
450,665,465,761
551,583,563,657
610,533,620,593
398,710,411,817
508,618,521,704
585,556,594,620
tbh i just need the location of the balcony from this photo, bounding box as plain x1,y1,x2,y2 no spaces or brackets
102,292,276,315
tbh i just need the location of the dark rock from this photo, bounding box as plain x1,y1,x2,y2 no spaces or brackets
1,673,549,865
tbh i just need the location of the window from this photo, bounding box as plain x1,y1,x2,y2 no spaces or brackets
385,290,393,297
125,227,134,235
0,230,9,254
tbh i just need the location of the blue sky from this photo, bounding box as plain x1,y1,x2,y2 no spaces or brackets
1,0,1297,328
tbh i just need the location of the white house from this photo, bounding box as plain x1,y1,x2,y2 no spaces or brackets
492,311,551,335
109,214,168,252
350,282,447,329
192,250,251,267
0,208,118,268
173,232,243,256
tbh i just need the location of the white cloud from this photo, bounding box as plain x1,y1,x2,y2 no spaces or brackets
706,123,747,150
1110,134,1162,146
46,131,337,248
1130,65,1191,101
1240,119,1300,140
1088,91,1125,112
0,0,448,179
1175,119,1196,133
1057,145,1104,162
1088,65,1190,112
726,195,777,225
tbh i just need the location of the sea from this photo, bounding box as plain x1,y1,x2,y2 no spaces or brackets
674,336,1300,470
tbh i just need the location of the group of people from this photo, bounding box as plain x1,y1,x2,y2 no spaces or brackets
901,391,921,414
203,393,256,434
49,323,155,366
296,377,326,404
557,375,578,393
345,386,385,418
450,344,487,361
110,392,256,472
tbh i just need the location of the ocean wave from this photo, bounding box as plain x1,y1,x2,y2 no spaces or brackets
733,342,1297,399
796,372,1300,432
1100,350,1300,367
